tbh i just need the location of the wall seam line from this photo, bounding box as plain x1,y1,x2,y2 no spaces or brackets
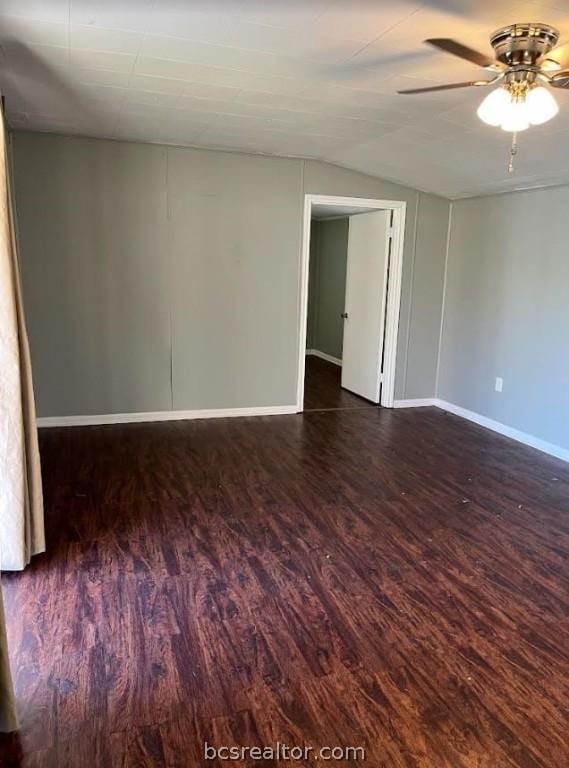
402,191,420,399
434,200,453,399
166,147,174,410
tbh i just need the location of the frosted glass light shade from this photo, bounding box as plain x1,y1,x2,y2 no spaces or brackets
477,87,510,126
500,100,530,132
477,85,559,132
526,86,559,125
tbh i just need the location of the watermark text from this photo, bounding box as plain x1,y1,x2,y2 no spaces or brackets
204,742,366,761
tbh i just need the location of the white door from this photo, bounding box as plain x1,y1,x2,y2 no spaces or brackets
341,210,391,403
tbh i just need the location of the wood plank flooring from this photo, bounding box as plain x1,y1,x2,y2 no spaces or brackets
303,355,375,411
1,406,569,767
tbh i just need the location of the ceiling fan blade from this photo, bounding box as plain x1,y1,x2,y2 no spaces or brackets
550,70,569,88
398,80,486,95
542,42,569,70
425,38,497,69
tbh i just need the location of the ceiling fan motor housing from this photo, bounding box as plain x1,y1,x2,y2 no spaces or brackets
490,23,559,66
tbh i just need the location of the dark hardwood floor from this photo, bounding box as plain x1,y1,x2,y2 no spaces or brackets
1,406,569,767
303,355,375,411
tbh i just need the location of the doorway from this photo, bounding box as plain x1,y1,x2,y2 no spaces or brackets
297,195,406,412
304,214,374,411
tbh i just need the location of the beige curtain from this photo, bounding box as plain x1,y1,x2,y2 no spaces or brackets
0,103,45,572
0,102,45,729
0,595,17,732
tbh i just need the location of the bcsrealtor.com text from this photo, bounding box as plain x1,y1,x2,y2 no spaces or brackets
204,742,366,761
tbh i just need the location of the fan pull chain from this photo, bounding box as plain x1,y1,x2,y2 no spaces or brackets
508,131,518,173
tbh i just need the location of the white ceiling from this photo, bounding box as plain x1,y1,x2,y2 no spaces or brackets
1,0,569,198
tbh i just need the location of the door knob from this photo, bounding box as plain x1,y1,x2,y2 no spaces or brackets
340,312,349,319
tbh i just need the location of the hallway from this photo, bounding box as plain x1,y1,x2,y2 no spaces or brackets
303,355,376,412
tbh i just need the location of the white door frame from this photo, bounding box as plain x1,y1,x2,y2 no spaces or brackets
296,194,407,411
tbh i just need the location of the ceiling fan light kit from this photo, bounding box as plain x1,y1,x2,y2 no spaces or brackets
477,84,559,132
398,23,569,172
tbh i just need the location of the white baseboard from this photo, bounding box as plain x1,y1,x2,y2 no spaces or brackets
393,398,437,408
37,397,569,464
392,396,568,463
306,349,342,367
37,405,298,428
434,399,569,464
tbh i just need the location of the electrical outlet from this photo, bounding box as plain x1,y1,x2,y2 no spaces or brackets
495,377,503,393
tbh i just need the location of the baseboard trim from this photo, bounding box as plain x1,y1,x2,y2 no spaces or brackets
434,399,569,464
37,398,569,463
393,397,568,462
306,349,342,367
37,405,298,428
393,398,437,408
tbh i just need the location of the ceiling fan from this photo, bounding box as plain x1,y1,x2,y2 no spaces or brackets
397,23,569,170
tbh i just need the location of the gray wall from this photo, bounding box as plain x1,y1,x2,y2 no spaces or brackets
12,138,172,417
406,194,449,399
306,218,348,360
439,186,569,450
166,146,302,410
306,220,320,351
12,132,450,417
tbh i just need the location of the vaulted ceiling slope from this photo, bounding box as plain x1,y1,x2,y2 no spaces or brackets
1,0,568,199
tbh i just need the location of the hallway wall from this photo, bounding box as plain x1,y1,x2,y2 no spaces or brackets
306,217,348,361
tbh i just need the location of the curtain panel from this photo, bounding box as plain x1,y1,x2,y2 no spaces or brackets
0,105,45,571
0,102,45,730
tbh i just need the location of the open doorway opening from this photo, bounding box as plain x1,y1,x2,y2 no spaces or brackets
297,195,406,412
304,213,372,411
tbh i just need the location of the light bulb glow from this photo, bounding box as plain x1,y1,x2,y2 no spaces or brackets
477,87,510,126
500,100,530,132
477,85,559,132
526,86,558,125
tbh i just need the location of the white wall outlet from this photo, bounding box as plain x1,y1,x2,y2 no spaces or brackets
495,377,503,393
